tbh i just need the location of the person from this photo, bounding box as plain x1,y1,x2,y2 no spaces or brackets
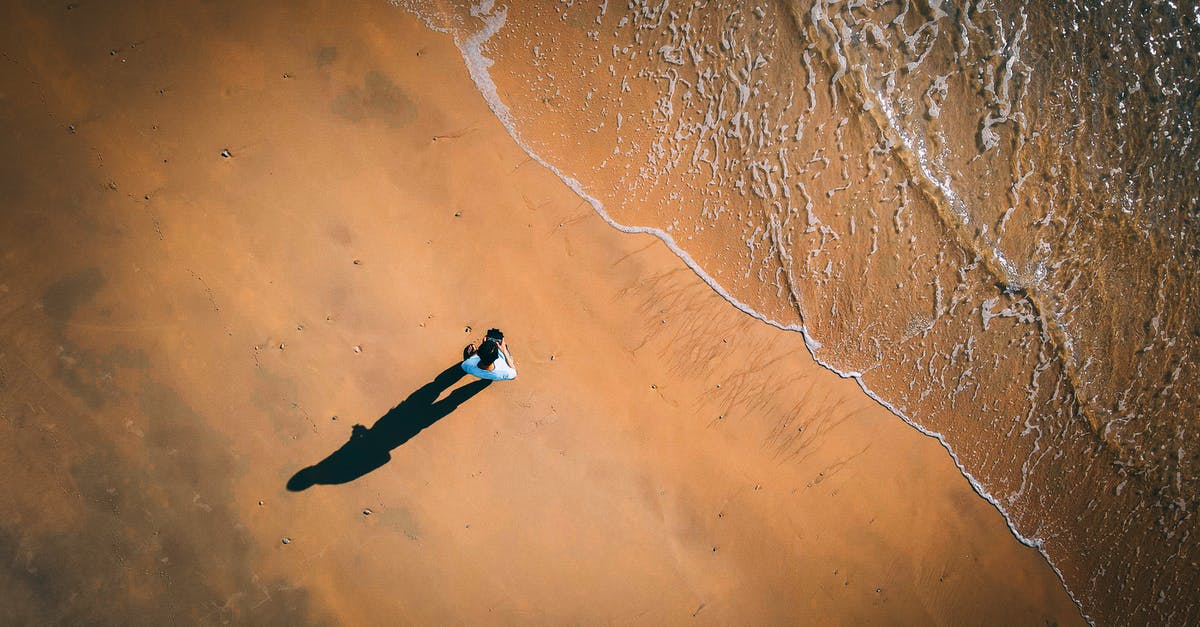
461,334,518,381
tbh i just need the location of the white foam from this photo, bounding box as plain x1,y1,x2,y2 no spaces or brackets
403,4,1090,623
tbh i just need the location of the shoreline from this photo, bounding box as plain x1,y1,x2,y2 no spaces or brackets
418,2,1087,620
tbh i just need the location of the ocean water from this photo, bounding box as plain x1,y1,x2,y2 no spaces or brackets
399,0,1199,622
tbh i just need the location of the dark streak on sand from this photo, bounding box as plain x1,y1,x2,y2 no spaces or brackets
331,71,416,128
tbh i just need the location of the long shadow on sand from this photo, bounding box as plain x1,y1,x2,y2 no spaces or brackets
287,364,490,491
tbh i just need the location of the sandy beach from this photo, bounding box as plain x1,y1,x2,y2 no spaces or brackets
0,1,1083,624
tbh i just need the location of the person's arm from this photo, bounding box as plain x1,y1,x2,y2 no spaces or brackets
499,340,515,368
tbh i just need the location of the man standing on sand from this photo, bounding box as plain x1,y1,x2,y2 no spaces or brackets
461,332,518,381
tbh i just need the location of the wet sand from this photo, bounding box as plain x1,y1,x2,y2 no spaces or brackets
0,1,1083,624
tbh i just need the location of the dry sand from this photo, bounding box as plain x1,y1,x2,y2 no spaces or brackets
0,1,1083,624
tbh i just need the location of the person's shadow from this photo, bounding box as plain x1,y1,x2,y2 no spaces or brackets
287,364,490,491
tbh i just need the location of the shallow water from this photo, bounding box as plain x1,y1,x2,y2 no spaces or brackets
399,0,1199,622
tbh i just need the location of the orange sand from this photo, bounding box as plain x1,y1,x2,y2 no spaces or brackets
0,1,1082,624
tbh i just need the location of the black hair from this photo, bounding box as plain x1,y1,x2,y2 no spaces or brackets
476,339,500,366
